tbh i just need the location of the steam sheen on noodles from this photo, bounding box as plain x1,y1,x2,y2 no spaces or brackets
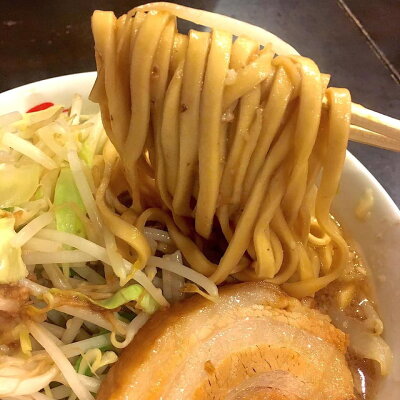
90,2,352,297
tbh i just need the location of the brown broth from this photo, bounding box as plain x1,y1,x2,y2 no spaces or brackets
315,242,382,400
347,353,380,400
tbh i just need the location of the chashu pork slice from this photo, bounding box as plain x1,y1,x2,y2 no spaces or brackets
97,282,355,400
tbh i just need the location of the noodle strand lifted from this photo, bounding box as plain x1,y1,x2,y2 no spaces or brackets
90,4,351,297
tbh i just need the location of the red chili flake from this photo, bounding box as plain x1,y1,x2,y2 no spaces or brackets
63,107,70,113
27,102,54,113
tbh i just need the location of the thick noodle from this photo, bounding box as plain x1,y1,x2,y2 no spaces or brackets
90,5,351,297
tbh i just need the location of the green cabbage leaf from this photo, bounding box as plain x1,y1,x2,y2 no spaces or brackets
0,217,28,283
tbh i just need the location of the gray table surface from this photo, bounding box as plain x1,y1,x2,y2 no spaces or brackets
1,0,399,205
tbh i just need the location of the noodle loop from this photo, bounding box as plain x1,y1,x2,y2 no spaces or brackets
91,5,351,297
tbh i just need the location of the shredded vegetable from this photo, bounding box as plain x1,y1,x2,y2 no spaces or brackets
0,64,388,400
49,284,158,314
54,168,86,238
27,321,95,400
0,6,392,398
95,284,157,313
0,164,41,208
0,217,28,283
0,2,394,397
0,73,215,400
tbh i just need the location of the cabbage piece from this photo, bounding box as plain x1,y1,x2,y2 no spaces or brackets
0,111,22,129
79,141,96,167
32,186,44,201
74,347,117,377
54,167,86,238
74,355,92,377
0,163,41,208
78,114,107,166
0,217,28,283
40,168,60,202
13,199,49,229
96,284,158,313
50,284,158,314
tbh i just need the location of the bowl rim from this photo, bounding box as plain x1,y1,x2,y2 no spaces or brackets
0,72,96,98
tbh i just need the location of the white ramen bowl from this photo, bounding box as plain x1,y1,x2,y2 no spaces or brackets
0,72,399,398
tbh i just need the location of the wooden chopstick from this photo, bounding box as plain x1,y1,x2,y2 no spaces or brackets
322,97,400,151
349,125,400,152
349,103,400,152
351,103,400,143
